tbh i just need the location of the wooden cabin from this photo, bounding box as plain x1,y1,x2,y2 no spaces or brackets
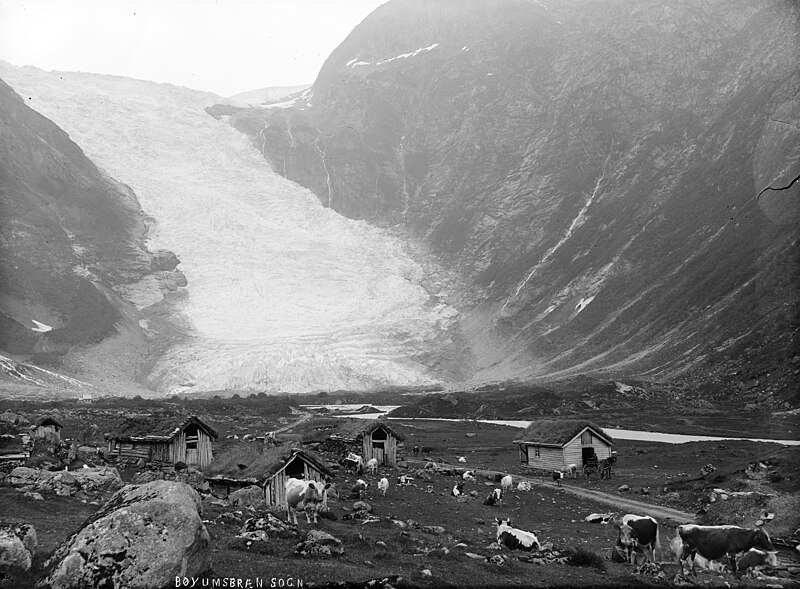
513,420,614,473
262,448,333,507
32,416,62,442
105,415,217,469
326,419,405,467
0,422,32,471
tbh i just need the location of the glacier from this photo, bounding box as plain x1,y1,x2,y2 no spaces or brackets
0,65,462,395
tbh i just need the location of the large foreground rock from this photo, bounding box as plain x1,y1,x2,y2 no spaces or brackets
9,466,123,495
41,480,211,588
0,522,37,571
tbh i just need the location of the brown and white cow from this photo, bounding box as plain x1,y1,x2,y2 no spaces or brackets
677,524,775,575
285,478,331,525
613,514,661,564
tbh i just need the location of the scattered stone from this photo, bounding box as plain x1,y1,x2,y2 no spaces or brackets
0,523,37,571
465,552,486,559
421,569,432,577
295,530,344,557
353,501,372,512
41,480,211,589
238,513,295,540
665,492,680,501
375,541,387,549
617,485,630,492
229,485,264,508
421,526,445,535
488,554,505,566
585,513,613,524
23,492,44,501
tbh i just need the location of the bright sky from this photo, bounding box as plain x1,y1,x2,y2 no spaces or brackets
0,0,388,97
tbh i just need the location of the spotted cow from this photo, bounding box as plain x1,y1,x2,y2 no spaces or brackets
483,488,503,506
613,514,661,564
285,478,331,525
678,524,775,575
495,518,540,551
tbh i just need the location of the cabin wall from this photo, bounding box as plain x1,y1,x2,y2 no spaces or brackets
521,445,565,470
563,433,612,466
362,432,398,466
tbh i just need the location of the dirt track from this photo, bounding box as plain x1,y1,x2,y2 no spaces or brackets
408,459,696,524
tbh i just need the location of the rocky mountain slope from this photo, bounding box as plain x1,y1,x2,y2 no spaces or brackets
0,65,468,396
0,76,184,393
216,0,800,403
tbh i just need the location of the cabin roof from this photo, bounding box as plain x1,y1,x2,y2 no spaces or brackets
0,433,28,455
328,418,405,442
106,414,218,443
263,447,334,485
512,420,613,447
35,416,62,428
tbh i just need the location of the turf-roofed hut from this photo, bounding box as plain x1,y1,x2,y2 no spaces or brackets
205,446,274,499
32,416,62,441
262,447,333,507
328,419,405,467
0,422,32,471
513,420,614,474
105,415,217,469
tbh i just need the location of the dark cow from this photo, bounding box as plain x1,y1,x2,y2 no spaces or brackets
285,478,331,525
495,518,540,551
678,524,776,575
483,488,503,506
552,471,564,486
613,514,660,564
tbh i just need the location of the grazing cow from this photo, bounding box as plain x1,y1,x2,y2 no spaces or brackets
737,548,778,575
517,481,532,492
670,535,727,572
413,445,420,456
678,524,775,574
495,518,540,551
500,474,513,492
614,514,660,564
463,470,476,481
285,478,331,525
458,456,467,463
483,488,503,506
424,461,437,470
397,474,414,486
567,463,578,478
366,457,379,475
350,479,369,499
378,477,389,496
552,471,564,486
344,452,364,475
452,482,465,497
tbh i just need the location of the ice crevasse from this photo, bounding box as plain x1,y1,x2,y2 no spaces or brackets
3,67,460,394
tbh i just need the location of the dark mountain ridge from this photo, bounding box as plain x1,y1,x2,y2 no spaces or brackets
212,0,800,403
0,78,185,373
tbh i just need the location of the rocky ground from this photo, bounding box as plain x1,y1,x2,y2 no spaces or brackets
1,399,798,588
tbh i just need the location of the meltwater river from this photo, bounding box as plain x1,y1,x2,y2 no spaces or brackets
304,406,800,446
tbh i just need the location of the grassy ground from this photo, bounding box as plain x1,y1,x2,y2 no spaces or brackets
2,415,798,588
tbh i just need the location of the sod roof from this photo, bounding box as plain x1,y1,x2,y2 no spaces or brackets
106,415,218,442
512,420,613,447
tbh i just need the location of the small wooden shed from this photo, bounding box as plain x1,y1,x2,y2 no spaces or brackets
328,419,405,467
105,415,217,469
262,448,333,507
513,420,614,472
32,416,62,441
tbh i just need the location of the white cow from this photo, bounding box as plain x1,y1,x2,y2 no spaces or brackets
378,477,389,496
517,481,532,492
462,470,476,481
366,457,379,475
285,478,331,525
567,463,579,478
500,474,513,492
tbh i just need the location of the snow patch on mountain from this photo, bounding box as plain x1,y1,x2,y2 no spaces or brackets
0,65,461,394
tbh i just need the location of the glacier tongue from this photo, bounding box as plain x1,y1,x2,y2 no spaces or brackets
2,67,458,394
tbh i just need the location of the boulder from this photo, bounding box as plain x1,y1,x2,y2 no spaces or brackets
8,466,122,495
42,480,211,589
229,485,263,508
295,530,344,557
0,523,37,571
353,501,372,512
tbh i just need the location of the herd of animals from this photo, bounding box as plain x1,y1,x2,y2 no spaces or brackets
281,452,781,579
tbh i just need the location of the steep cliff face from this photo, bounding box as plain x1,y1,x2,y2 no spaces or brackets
0,77,184,372
221,0,800,400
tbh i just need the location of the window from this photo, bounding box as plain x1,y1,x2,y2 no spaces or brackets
581,430,592,445
535,446,541,457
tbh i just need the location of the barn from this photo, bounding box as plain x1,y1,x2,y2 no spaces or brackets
513,420,614,473
262,447,333,507
105,415,217,469
327,419,405,467
32,416,62,441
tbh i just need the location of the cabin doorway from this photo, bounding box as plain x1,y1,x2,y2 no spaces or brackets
582,447,597,465
185,424,200,466
285,456,305,479
371,427,388,465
